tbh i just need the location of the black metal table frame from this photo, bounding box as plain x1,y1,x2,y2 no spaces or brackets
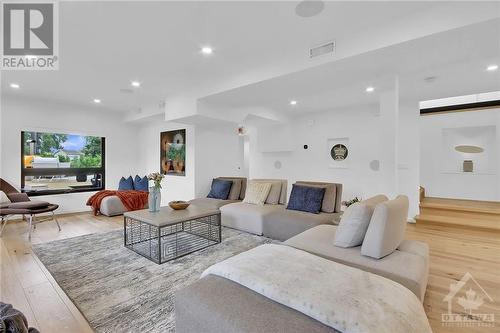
124,212,221,264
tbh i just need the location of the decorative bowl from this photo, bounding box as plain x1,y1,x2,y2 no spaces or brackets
168,201,190,210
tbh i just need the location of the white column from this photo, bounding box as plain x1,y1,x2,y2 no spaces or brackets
378,77,399,199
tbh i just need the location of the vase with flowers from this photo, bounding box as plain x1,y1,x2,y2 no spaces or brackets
147,172,164,212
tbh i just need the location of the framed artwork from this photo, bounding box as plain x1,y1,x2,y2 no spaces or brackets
160,129,186,176
327,137,349,169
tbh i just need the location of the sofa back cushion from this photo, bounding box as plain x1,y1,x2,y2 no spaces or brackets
0,190,11,205
252,179,287,204
218,177,247,200
118,176,134,191
134,175,149,192
217,178,242,201
333,195,388,248
207,179,233,200
243,181,272,206
296,181,342,213
361,195,409,259
287,184,325,214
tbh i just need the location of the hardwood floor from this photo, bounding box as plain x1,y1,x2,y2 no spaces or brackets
1,212,499,333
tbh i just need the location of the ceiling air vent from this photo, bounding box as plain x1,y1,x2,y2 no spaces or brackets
310,40,335,58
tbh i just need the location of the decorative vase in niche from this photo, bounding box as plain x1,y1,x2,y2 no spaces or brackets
463,160,473,173
148,187,161,212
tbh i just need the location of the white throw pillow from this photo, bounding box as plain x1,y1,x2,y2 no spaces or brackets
252,180,282,205
0,190,11,205
243,182,272,206
333,203,374,248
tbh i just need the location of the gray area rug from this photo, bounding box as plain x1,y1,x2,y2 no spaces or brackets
33,227,273,333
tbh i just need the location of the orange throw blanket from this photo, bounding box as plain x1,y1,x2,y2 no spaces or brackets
86,190,149,216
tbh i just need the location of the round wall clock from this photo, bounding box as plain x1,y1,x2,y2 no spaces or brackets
331,144,348,161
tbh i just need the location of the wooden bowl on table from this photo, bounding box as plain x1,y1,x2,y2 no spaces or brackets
168,201,190,210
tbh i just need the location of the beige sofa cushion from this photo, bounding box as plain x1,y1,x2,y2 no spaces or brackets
252,179,287,204
333,195,389,248
361,195,409,259
189,198,240,210
218,177,247,200
226,179,242,200
220,202,283,235
285,224,429,301
252,180,282,205
243,182,272,206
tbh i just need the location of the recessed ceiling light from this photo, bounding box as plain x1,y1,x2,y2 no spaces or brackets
10,83,20,89
131,81,141,87
365,86,375,93
487,64,498,71
93,99,101,104
295,0,325,18
201,47,213,55
290,100,298,105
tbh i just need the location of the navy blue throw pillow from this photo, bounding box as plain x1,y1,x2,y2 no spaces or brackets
207,179,232,200
134,175,149,192
287,184,325,214
118,176,134,191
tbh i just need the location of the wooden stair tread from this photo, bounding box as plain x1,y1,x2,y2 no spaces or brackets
420,197,500,215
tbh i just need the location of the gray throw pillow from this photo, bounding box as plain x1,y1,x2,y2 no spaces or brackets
361,195,409,259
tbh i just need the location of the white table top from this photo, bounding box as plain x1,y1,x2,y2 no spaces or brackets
123,205,220,227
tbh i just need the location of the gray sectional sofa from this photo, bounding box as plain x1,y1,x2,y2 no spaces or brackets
175,194,430,333
220,180,343,241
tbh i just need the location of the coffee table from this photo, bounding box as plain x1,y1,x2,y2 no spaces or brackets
123,205,221,264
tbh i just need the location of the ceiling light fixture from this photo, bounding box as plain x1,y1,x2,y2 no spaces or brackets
10,83,20,89
487,64,498,71
93,99,101,104
201,47,213,55
131,81,141,87
290,100,298,105
365,86,375,93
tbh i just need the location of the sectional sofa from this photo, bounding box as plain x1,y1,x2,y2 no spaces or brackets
175,195,430,333
220,179,343,241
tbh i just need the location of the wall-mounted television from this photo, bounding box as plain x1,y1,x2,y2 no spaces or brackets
21,131,105,195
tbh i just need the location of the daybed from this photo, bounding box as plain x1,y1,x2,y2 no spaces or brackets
175,195,431,333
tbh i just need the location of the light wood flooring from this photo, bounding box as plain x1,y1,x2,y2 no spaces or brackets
1,212,499,333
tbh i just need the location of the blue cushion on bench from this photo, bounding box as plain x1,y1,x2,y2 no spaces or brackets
118,176,134,191
134,175,149,192
287,184,325,214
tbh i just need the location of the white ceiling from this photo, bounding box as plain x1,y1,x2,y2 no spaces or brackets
199,18,500,117
2,1,498,117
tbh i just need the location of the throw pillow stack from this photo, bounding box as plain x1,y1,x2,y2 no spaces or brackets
333,195,409,259
118,175,148,192
207,177,245,201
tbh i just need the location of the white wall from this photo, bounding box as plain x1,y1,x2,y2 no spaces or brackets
195,127,245,197
0,97,140,213
420,108,500,201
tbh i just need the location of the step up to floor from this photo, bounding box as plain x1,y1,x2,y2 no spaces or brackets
417,197,500,231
